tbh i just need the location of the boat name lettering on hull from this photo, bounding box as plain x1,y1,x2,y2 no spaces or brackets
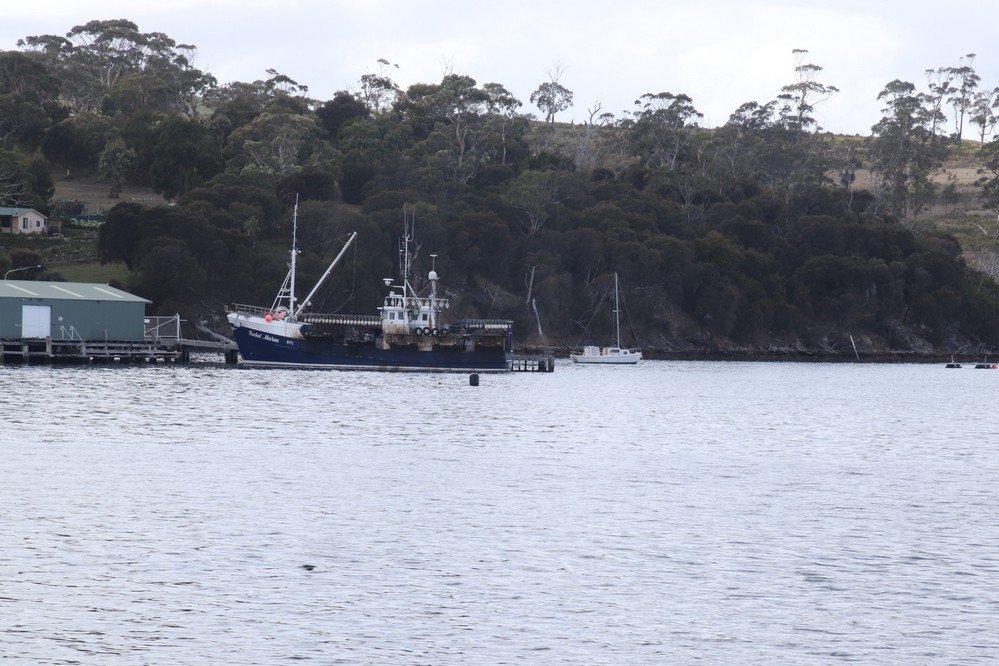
248,330,282,344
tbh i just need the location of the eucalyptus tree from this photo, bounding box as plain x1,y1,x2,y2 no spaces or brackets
777,49,839,132
148,40,216,119
357,59,401,114
150,116,221,199
629,91,702,172
337,114,413,203
975,136,999,213
98,137,137,198
502,170,561,236
945,54,979,143
205,80,272,151
702,97,834,214
923,66,954,139
317,91,370,142
703,100,780,191
403,74,491,184
531,81,573,124
40,111,116,169
105,72,173,117
482,82,522,165
530,63,573,124
260,68,309,98
19,19,213,116
0,92,49,149
203,70,307,155
868,79,949,225
0,51,60,103
224,111,332,177
968,87,999,147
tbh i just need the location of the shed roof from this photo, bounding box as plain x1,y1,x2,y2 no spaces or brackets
0,280,150,303
0,207,46,219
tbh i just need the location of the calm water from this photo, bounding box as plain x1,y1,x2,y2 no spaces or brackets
2,360,998,664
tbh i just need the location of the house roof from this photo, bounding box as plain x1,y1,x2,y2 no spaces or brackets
0,280,150,303
0,207,46,219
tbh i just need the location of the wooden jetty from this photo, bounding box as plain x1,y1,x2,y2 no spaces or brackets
0,315,237,365
0,336,237,365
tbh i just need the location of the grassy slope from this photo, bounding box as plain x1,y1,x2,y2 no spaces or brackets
53,176,166,215
36,177,164,283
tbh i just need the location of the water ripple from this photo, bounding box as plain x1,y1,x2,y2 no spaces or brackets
1,361,998,663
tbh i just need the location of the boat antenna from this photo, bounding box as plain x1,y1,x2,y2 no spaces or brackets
289,194,299,316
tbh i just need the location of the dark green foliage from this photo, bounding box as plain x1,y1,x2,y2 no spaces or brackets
317,91,369,142
41,112,115,170
0,51,60,103
132,238,207,313
0,93,51,150
279,168,339,203
150,116,221,199
6,22,999,349
7,248,43,273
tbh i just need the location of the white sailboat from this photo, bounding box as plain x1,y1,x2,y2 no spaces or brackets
571,273,642,364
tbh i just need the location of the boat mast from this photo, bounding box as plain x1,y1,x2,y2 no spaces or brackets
614,272,621,348
289,194,299,315
401,204,415,301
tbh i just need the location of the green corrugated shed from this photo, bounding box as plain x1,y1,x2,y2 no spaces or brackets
0,281,151,340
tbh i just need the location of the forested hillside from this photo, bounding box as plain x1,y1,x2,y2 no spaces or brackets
5,20,999,357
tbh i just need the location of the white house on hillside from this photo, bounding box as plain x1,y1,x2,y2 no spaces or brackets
0,207,47,235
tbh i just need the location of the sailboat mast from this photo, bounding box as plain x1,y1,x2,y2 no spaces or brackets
289,194,299,315
614,272,621,348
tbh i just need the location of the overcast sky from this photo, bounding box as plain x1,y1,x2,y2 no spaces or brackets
4,0,999,137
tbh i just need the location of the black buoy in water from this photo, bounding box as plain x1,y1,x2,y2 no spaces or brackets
469,373,479,386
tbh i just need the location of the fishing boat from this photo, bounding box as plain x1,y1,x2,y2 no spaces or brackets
226,202,513,371
571,273,642,365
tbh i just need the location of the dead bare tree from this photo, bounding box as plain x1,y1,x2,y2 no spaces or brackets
525,264,537,306
574,101,605,172
0,165,27,206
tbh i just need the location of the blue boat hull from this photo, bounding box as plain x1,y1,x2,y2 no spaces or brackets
231,326,509,372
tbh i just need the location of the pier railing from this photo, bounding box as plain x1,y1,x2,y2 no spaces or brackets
228,303,270,318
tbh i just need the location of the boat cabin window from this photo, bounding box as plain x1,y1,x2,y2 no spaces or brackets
421,314,428,321
389,312,395,320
